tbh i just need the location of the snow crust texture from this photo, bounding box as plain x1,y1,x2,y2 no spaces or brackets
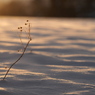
0,17,95,95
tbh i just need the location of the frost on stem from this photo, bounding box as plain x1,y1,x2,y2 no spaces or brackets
2,20,32,80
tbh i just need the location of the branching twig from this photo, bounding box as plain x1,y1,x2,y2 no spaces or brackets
3,39,31,80
2,20,32,80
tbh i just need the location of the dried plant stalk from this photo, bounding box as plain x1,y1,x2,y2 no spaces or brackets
3,20,32,80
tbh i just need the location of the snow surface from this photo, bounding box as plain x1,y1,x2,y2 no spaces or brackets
0,17,95,95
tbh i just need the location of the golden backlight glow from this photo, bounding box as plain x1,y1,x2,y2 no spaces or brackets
0,87,6,91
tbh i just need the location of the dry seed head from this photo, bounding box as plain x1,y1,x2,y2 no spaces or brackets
5,67,7,69
18,27,22,29
27,20,29,22
18,27,20,29
25,23,27,25
20,27,22,29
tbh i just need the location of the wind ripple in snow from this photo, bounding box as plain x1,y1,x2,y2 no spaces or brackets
0,17,95,95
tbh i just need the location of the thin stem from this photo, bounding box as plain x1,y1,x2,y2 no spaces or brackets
3,38,31,80
3,20,32,80
19,31,24,51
